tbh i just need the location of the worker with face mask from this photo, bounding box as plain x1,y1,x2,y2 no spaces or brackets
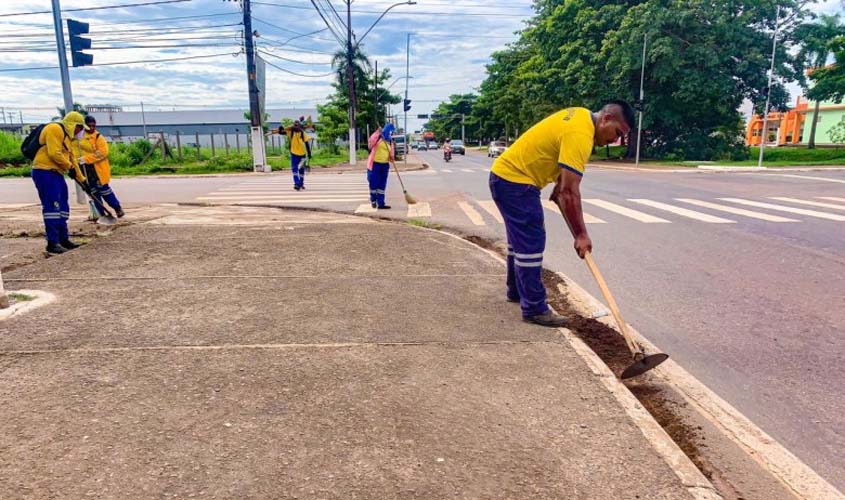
31,111,88,254
79,115,124,219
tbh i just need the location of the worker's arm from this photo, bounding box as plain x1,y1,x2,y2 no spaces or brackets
45,125,72,173
82,135,109,164
552,169,591,258
304,138,312,158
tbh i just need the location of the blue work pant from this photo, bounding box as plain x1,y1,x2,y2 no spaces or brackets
489,172,549,318
291,154,305,188
367,162,390,207
31,169,69,244
93,183,122,212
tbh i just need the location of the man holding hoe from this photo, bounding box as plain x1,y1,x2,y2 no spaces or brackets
489,101,635,327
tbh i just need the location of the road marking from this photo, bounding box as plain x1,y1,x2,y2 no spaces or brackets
769,174,845,184
0,203,37,210
407,202,431,218
197,194,364,200
354,203,377,213
440,169,453,173
460,168,474,173
769,197,845,211
583,199,670,223
629,199,736,223
719,198,845,221
675,199,798,222
476,200,504,223
818,196,845,203
457,201,486,225
541,200,606,223
212,188,366,194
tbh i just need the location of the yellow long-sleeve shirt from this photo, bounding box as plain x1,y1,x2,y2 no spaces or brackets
33,122,78,175
79,131,112,184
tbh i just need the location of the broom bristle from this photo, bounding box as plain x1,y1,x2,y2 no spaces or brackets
404,191,417,204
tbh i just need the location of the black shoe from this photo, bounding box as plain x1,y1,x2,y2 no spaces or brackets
46,242,68,254
377,205,391,210
116,208,125,218
507,295,520,303
371,202,377,209
300,185,306,190
60,239,80,249
524,310,569,327
294,185,301,191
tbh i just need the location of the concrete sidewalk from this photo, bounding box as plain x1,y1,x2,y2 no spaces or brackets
1,205,703,498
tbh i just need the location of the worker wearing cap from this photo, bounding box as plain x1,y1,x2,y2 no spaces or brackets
281,120,312,191
489,100,634,327
367,123,394,209
31,111,88,254
79,115,124,219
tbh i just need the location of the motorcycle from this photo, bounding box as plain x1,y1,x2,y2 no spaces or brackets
443,148,452,162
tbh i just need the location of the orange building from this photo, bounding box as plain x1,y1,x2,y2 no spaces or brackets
745,97,808,146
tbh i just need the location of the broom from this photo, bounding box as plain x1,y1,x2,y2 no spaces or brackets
390,160,417,205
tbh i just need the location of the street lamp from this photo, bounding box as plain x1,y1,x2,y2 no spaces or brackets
357,1,417,45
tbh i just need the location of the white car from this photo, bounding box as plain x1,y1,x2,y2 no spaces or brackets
488,141,508,157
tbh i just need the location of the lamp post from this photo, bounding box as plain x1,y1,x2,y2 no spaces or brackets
758,4,781,168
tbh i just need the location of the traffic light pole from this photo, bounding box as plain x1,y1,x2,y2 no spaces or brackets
51,0,85,205
346,0,357,166
404,33,410,166
241,0,267,172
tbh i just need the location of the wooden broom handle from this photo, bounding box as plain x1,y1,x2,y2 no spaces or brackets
583,252,642,355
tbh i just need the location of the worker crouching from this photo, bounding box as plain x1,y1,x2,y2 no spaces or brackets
79,115,124,219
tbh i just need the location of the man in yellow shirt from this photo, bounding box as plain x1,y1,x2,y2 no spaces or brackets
30,111,88,254
79,115,124,218
280,120,312,190
489,100,635,327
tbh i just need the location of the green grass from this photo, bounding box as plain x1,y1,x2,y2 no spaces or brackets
407,219,443,230
9,292,34,302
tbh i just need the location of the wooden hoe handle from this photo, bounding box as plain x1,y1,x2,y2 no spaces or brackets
583,252,642,356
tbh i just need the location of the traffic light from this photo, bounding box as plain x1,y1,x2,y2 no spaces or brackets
67,19,93,67
403,99,412,112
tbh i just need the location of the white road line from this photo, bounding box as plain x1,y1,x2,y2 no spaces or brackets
212,188,366,194
440,169,453,173
583,199,670,223
458,201,486,226
719,198,845,221
459,168,474,173
476,200,504,223
769,174,845,184
818,196,845,203
407,202,432,218
629,199,736,223
354,203,377,213
675,199,798,222
541,200,606,223
769,197,845,211
197,195,364,201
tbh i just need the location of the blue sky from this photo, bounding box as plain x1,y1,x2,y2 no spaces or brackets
0,0,842,130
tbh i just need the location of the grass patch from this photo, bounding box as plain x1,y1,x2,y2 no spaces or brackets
9,292,34,302
407,219,442,230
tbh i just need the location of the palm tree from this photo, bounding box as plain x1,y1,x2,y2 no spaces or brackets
331,46,372,92
796,15,844,149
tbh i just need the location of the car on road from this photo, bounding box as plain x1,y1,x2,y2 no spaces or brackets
487,141,508,157
449,140,466,155
426,142,438,150
393,135,408,155
413,141,426,150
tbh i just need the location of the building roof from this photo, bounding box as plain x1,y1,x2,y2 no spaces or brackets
88,108,319,127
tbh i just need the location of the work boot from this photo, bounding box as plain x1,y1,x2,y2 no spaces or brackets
506,294,520,303
524,309,569,327
46,242,68,254
294,185,301,191
116,208,125,218
377,205,391,210
371,201,377,209
59,239,80,250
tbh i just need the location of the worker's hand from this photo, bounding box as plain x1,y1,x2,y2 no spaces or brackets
67,168,77,180
574,233,592,259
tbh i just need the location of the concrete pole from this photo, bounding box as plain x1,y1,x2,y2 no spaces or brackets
635,33,647,167
347,0,357,166
758,5,781,168
140,102,147,138
404,33,410,166
242,0,268,172
0,269,9,309
461,114,465,144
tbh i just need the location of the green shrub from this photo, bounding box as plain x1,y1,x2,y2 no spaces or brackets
124,139,154,166
0,131,26,165
748,147,845,162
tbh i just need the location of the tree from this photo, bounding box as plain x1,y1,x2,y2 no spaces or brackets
796,15,845,148
828,115,845,144
243,111,272,133
54,103,87,120
808,35,845,103
424,94,477,142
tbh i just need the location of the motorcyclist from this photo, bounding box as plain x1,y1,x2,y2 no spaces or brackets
443,138,453,161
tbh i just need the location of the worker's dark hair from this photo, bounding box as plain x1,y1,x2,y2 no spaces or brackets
603,100,636,129
84,115,96,124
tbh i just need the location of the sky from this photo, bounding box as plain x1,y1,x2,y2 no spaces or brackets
0,0,842,133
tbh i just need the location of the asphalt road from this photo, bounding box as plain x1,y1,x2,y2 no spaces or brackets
2,154,843,488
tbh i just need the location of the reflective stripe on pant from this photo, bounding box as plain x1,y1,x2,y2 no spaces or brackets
489,172,548,317
96,183,122,211
367,162,390,207
291,154,305,187
31,169,69,244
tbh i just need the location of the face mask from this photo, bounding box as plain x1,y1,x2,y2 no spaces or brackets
75,130,84,139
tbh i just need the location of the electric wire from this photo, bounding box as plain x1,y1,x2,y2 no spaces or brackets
261,57,336,78
0,51,241,72
0,0,193,18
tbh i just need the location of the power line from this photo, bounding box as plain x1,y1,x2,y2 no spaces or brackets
306,0,346,45
0,0,193,18
261,57,336,78
88,12,239,27
252,2,528,17
259,27,330,48
257,48,332,66
322,0,348,31
0,51,241,72
257,35,336,54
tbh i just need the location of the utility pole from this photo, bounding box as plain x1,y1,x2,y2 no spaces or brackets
404,33,410,166
635,33,647,167
346,0,357,165
238,0,267,171
758,4,780,168
51,0,85,205
140,101,147,138
461,114,465,144
374,60,378,127
1,107,5,124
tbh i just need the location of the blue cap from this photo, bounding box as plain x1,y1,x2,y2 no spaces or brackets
382,124,395,141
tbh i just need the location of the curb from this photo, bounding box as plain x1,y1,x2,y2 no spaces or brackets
0,289,55,321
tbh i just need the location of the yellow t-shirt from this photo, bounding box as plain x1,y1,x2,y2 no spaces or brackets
286,129,309,157
491,107,595,188
373,139,391,163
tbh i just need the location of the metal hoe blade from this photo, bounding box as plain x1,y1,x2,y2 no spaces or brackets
97,215,117,226
621,353,669,379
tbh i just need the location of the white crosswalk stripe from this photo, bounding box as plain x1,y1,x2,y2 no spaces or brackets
440,169,453,173
583,199,670,223
458,201,486,225
769,197,845,211
675,199,798,222
719,198,845,221
629,199,736,223
818,196,845,203
476,200,504,223
460,168,474,173
355,203,377,213
770,174,845,184
541,200,606,223
197,177,368,204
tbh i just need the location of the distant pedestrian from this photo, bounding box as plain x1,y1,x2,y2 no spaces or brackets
366,124,394,209
280,120,312,190
489,101,635,327
79,116,124,219
30,111,89,254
